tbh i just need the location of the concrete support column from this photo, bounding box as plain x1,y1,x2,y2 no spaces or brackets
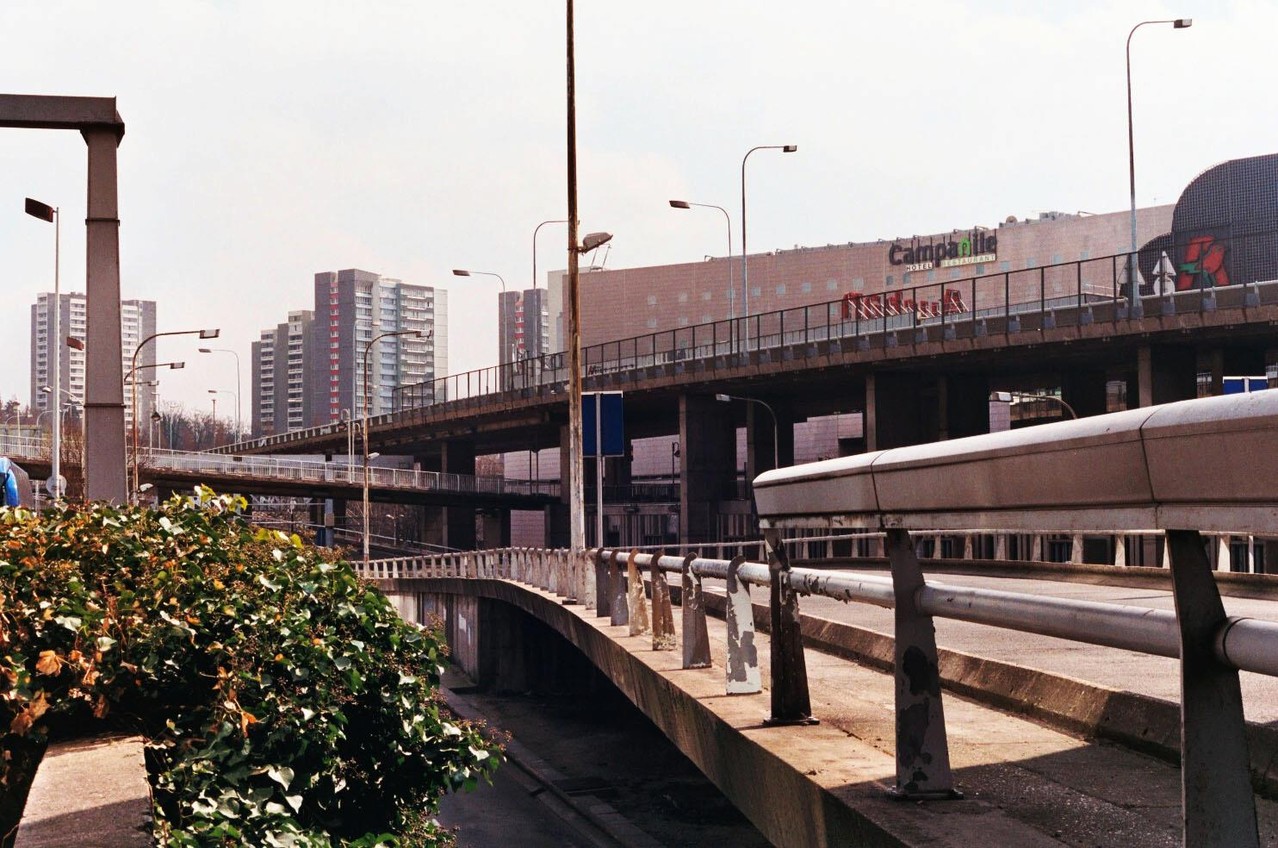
83,129,127,503
1203,348,1267,396
1136,344,1197,407
679,394,736,545
1061,368,1108,418
867,372,987,450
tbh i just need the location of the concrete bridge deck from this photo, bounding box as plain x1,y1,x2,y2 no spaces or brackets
384,574,1278,847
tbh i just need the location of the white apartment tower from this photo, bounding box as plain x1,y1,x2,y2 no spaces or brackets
30,293,157,429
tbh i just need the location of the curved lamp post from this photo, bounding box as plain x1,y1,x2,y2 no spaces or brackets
990,390,1078,420
131,328,218,501
533,220,568,291
1126,18,1191,309
715,392,779,472
741,144,796,350
669,199,732,322
362,329,421,566
199,347,242,439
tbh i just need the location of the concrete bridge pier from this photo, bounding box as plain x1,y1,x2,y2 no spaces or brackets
1135,344,1197,407
744,401,793,483
416,441,478,550
679,394,736,545
866,372,990,450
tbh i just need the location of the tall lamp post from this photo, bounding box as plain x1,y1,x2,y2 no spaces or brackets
452,269,511,364
199,347,241,440
533,219,568,292
131,328,218,501
362,329,420,566
207,389,236,445
1126,18,1191,310
715,392,779,475
25,198,60,498
741,145,797,350
669,199,732,323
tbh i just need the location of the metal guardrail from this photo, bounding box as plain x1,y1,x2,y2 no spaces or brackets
360,392,1278,846
216,230,1278,456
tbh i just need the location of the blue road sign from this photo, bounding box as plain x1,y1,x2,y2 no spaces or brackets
583,392,624,457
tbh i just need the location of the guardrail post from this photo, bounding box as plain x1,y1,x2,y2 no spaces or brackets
681,553,711,669
763,530,815,725
885,529,958,799
1114,535,1127,567
1070,534,1084,564
609,550,629,627
650,549,676,651
994,532,1007,561
594,548,610,616
626,550,650,637
1167,529,1259,847
963,533,973,561
578,547,594,609
725,555,761,694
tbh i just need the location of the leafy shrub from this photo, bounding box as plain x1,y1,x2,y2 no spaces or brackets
0,487,499,846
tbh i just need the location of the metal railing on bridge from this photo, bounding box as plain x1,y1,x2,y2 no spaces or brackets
217,228,1278,455
359,390,1278,847
0,435,559,500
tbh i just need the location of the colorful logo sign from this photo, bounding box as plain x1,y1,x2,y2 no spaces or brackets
1176,234,1230,290
842,289,968,321
888,230,997,272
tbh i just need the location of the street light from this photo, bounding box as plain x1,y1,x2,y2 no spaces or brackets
741,144,797,349
715,392,779,473
131,328,218,501
669,199,733,321
199,347,241,439
25,197,60,498
208,389,236,445
362,329,420,566
453,269,512,364
533,219,568,291
989,390,1078,420
1126,18,1191,311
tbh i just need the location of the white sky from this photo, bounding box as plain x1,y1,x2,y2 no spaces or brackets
1,0,1274,418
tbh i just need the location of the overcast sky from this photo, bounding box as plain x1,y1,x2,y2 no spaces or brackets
1,0,1274,419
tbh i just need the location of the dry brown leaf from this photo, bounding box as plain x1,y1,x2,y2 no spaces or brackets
34,651,59,676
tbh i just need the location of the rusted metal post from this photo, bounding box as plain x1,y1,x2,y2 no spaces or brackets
594,548,610,616
650,549,677,651
886,529,959,800
609,550,628,627
762,530,815,725
682,553,711,669
627,549,650,637
1166,529,1259,848
725,556,760,694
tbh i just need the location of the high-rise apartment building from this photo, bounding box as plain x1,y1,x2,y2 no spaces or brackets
496,288,549,389
250,310,314,437
309,269,446,426
30,293,156,428
249,269,448,436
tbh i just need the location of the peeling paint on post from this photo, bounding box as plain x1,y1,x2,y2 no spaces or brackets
763,530,815,725
725,555,761,694
627,549,650,637
886,528,958,800
1167,529,1260,847
681,553,711,669
594,548,610,616
650,550,677,651
609,550,628,627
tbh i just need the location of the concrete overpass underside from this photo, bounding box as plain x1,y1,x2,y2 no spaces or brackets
379,576,1278,848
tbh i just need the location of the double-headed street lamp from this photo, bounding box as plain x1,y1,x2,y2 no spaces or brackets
25,197,60,498
199,347,241,439
741,144,797,349
362,329,422,566
131,328,218,501
1126,18,1191,309
669,200,732,321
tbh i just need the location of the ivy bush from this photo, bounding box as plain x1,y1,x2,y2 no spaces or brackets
0,487,499,846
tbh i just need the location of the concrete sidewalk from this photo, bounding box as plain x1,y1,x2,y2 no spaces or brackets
505,580,1278,848
15,734,150,848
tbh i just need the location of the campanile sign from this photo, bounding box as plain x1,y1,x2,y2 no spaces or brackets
888,230,997,273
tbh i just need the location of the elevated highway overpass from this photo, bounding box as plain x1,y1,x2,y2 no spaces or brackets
213,246,1278,549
